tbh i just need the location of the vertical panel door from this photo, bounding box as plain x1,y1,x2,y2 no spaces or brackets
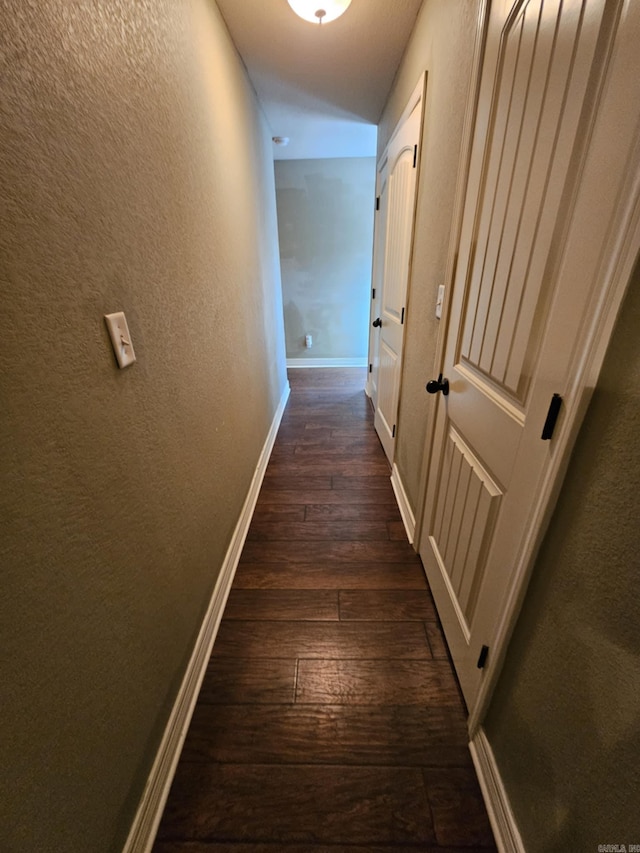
373,87,423,463
367,159,388,410
419,0,636,710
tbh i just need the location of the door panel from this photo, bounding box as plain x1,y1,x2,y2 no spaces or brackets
419,0,620,709
374,97,422,463
376,338,399,445
430,427,502,641
383,153,415,322
367,163,388,409
461,0,606,401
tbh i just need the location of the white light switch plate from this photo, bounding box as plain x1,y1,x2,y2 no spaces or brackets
104,311,136,368
435,284,445,320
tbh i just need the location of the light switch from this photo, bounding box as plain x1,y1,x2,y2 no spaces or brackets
435,284,445,320
104,311,136,369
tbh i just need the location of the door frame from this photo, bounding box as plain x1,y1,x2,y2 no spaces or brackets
414,0,640,735
366,72,426,461
413,0,490,541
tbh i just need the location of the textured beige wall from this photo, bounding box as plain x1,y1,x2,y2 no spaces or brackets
275,157,376,360
0,1,286,850
377,0,480,509
484,259,640,849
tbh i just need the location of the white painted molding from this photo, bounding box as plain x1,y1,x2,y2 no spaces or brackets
379,71,426,167
413,0,490,551
286,358,367,368
122,381,291,853
390,463,415,545
470,728,525,853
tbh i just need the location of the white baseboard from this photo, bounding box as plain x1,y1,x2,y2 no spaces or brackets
470,727,525,853
123,381,290,853
286,357,367,368
390,463,415,545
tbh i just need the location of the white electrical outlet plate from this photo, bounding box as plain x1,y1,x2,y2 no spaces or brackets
104,311,136,369
435,284,445,320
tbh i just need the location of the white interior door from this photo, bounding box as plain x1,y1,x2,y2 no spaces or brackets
418,0,638,711
366,161,388,409
372,80,423,463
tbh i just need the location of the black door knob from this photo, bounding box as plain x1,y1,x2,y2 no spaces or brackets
372,317,382,328
426,373,449,396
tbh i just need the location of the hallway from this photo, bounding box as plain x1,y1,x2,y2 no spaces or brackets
153,368,496,850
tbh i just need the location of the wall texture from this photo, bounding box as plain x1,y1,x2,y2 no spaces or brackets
275,157,375,361
0,1,286,850
377,0,480,508
484,258,640,850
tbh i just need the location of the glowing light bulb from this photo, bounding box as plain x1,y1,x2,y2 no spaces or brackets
287,0,352,25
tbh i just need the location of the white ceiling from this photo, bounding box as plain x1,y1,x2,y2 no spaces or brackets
215,0,423,160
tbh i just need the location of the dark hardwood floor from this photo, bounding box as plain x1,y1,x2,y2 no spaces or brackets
154,368,496,852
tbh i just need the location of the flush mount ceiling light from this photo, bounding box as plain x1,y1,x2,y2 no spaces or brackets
287,0,352,25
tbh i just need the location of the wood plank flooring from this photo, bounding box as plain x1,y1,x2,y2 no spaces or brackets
154,368,496,852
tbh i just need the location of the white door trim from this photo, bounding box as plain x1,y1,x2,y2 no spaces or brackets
383,72,426,157
414,0,490,546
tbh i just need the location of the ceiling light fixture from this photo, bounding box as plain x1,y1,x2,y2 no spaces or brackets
287,0,352,25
